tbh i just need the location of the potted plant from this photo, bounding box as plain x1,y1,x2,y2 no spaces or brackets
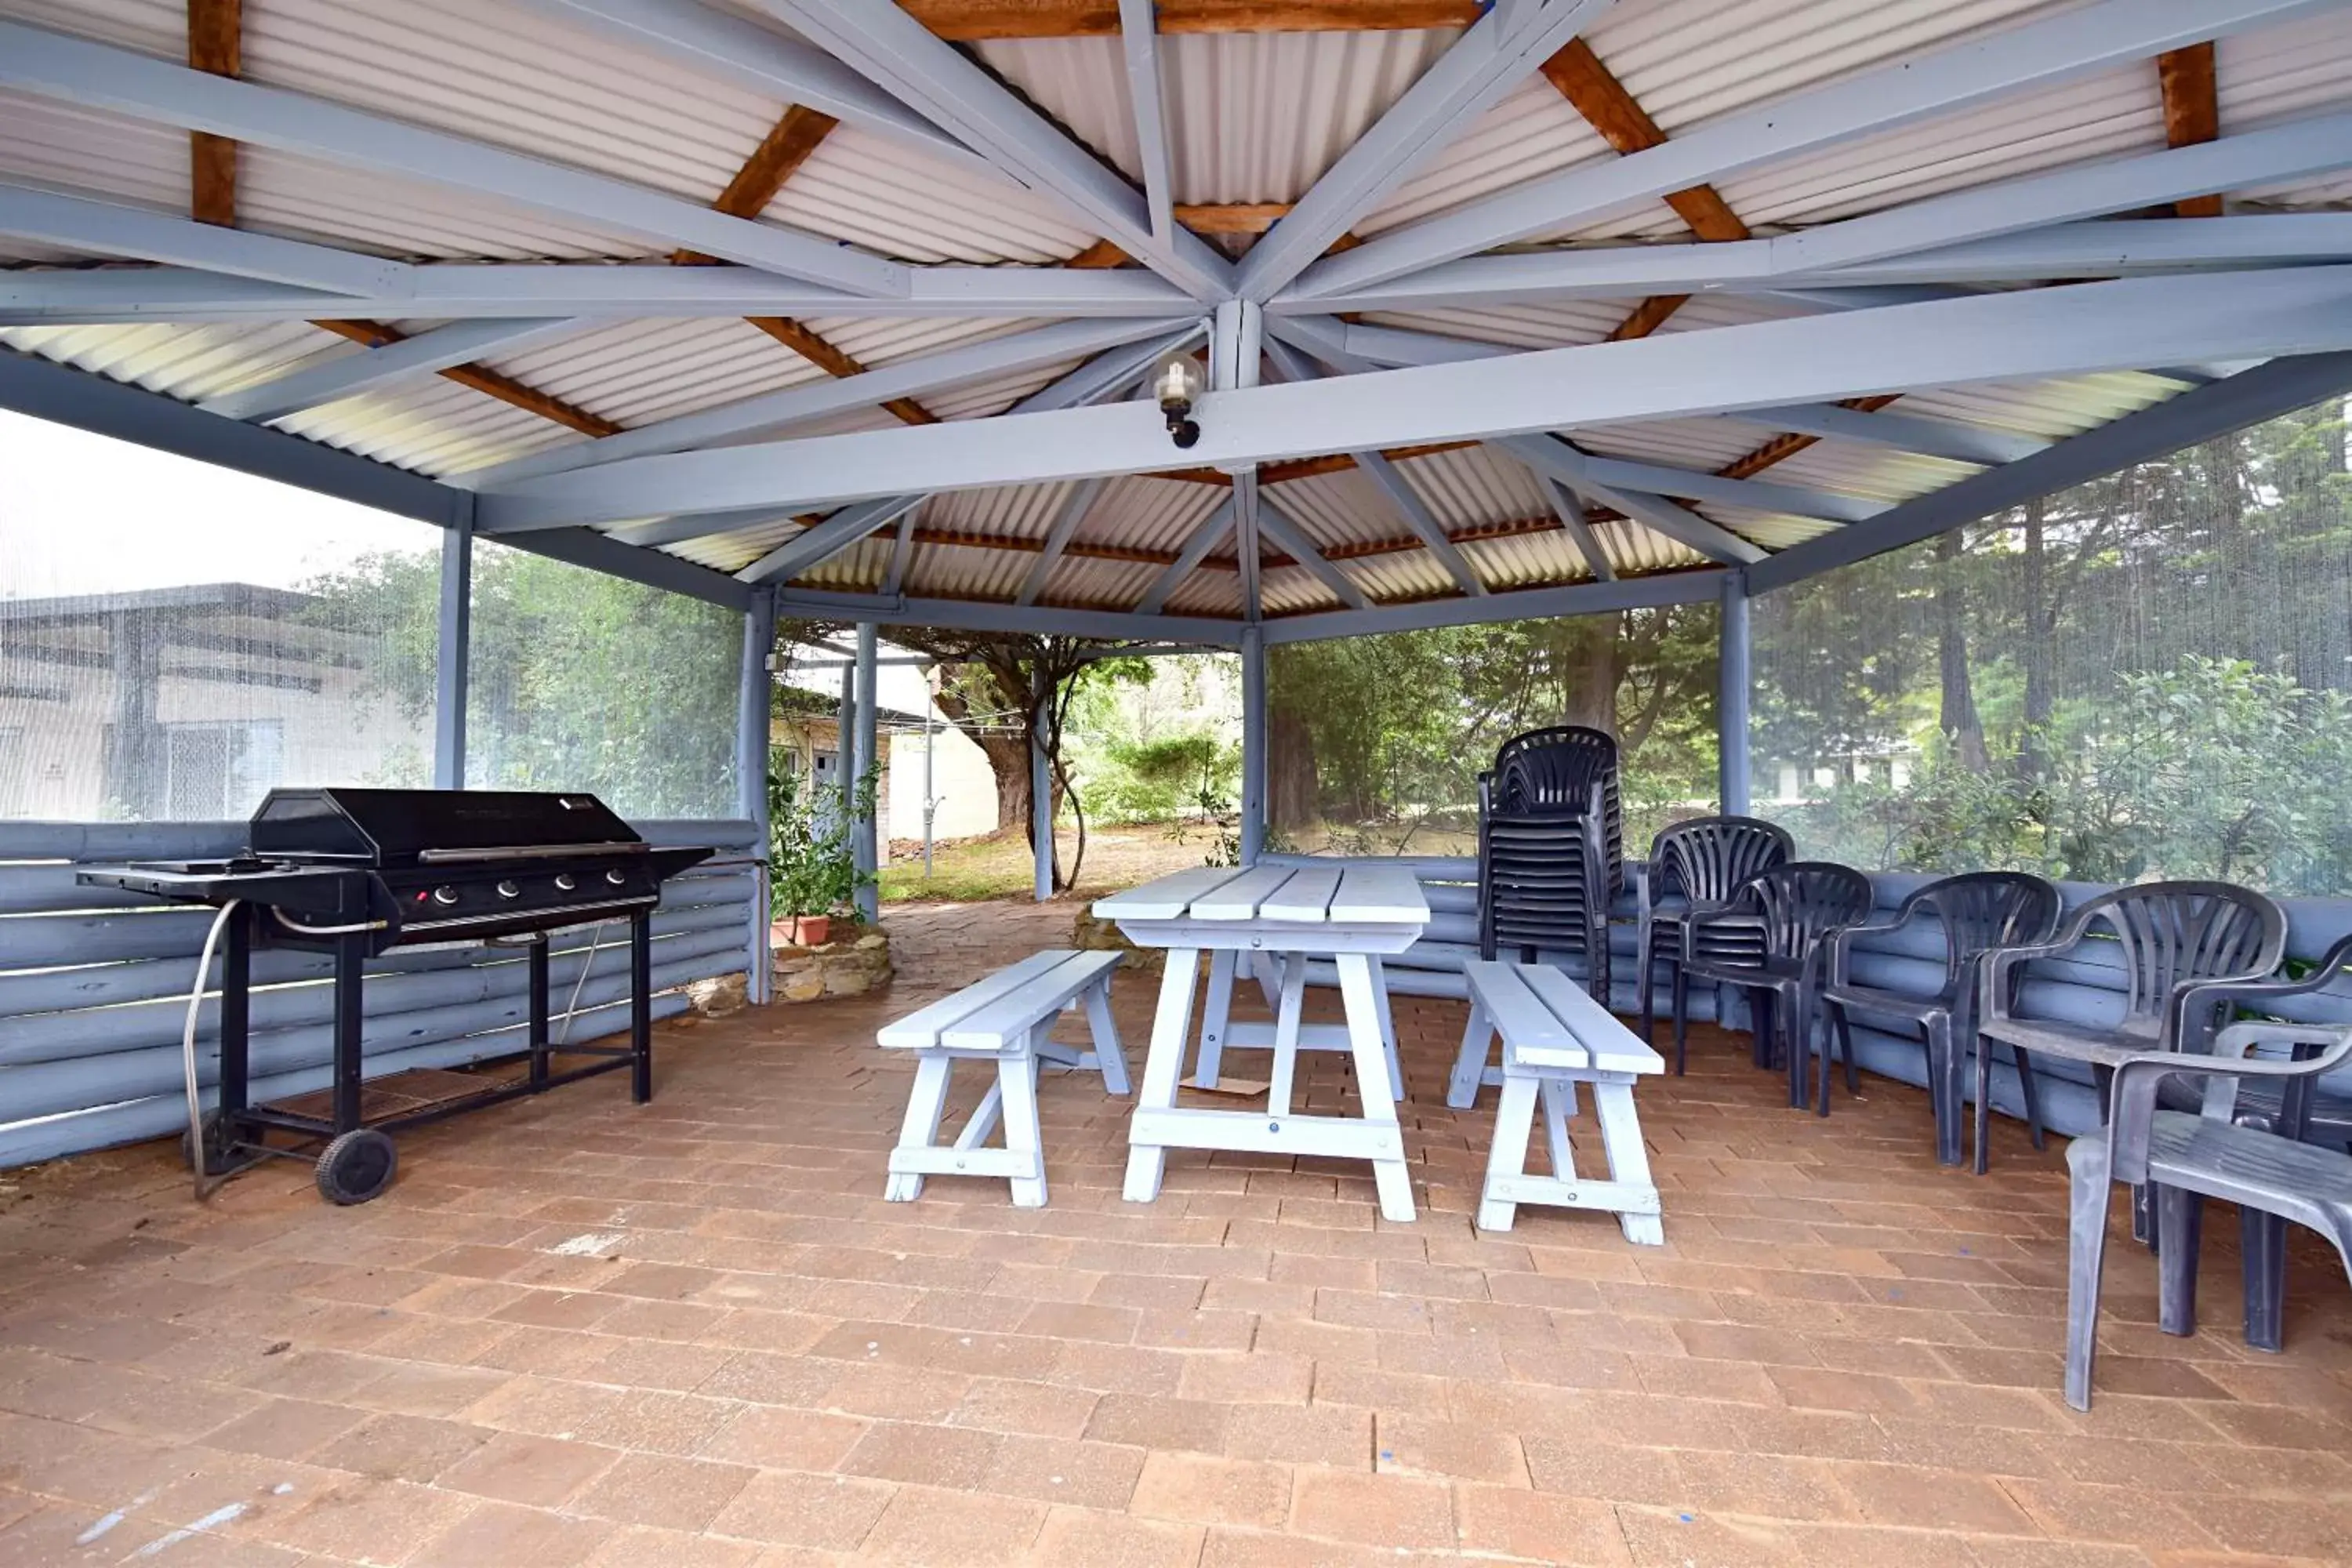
768,753,876,948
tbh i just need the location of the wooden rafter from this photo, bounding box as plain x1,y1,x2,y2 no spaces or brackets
187,0,240,226
2158,42,2224,218
902,1,1478,40
1538,39,1749,244
1056,204,1360,270
746,318,939,426
309,320,622,439
1715,394,1903,481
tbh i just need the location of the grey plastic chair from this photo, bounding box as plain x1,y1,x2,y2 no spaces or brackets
2062,1020,2352,1410
1817,871,2062,1164
1478,726,1622,1000
1976,880,2288,1172
1635,816,1793,1054
2164,931,2352,1350
1675,861,1874,1106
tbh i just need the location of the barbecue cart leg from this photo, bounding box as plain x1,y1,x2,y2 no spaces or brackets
332,931,367,1134
528,936,551,1091
219,902,252,1123
631,909,653,1105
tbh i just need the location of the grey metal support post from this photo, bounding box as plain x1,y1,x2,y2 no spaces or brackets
853,622,880,923
1240,623,1266,866
1718,572,1752,815
1031,665,1054,902
433,495,474,789
739,589,777,1002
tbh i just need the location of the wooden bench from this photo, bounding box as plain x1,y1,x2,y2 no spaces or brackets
876,949,1127,1208
1452,959,1665,1243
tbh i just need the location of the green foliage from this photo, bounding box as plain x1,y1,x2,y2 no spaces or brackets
768,750,877,918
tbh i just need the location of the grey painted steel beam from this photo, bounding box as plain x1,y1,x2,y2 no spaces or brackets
1254,495,1371,610
881,512,918,597
1236,0,1620,301
855,622,880,921
737,589,778,1002
736,495,927,586
1352,449,1486,596
1718,402,2047,466
1031,666,1052,902
0,261,1201,325
1256,569,1726,645
1234,470,1264,620
1282,214,2352,314
1134,495,1236,615
0,20,906,296
0,182,404,295
434,503,473,790
1287,0,2336,297
1018,477,1109,606
773,587,1240,646
1717,575,1750,815
1747,349,2352,592
199,318,580,423
1239,622,1265,865
1497,437,1769,564
467,316,1196,488
607,510,786,549
493,520,757,608
1119,0,1175,244
499,0,996,175
470,265,2352,530
753,0,1233,301
1575,453,1886,526
1543,479,1616,583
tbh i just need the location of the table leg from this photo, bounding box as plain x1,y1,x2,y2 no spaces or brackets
1123,947,1201,1204
1195,949,1236,1089
1335,953,1416,1222
1368,956,1403,1093
1268,954,1306,1118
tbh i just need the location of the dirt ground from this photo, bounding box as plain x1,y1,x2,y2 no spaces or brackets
880,819,1222,903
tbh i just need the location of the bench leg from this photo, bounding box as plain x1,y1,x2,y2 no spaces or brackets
1123,948,1201,1203
1538,1076,1576,1179
1000,1051,1048,1209
1592,1080,1663,1247
1081,978,1131,1096
885,1054,954,1202
1477,1071,1540,1232
1336,953,1415,1223
1194,949,1236,1089
1446,1004,1493,1110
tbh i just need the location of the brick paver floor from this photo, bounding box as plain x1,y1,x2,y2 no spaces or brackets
3,898,2349,1566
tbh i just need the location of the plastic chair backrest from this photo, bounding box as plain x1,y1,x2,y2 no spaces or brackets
1913,870,2064,996
1654,816,1793,906
2069,880,2288,1029
1740,861,1875,962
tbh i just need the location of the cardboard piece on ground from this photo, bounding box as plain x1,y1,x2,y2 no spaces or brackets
1184,1075,1272,1097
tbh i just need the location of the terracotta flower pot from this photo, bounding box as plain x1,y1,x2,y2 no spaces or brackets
775,914,830,947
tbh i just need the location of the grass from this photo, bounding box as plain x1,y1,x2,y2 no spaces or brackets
879,818,1224,905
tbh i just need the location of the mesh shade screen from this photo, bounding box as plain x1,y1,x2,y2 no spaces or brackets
466,540,739,818
0,413,439,820
1750,397,2352,895
1265,605,1720,856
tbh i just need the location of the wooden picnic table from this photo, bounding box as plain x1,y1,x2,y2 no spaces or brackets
1094,862,1430,1222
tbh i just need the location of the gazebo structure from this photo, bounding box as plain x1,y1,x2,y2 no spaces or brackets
5,0,2352,1133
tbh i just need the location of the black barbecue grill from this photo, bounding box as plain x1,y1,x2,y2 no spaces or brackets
80,788,717,1204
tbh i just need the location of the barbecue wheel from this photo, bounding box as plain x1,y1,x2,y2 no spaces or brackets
314,1129,398,1205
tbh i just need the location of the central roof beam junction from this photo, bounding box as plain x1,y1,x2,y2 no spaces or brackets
0,20,906,296
2158,41,2226,218
1119,0,1176,245
1288,0,2336,299
898,2,1482,38
1279,215,2352,315
0,256,1200,326
463,315,1200,488
1236,0,1621,301
1254,493,1371,610
469,264,2352,530
498,0,1003,177
752,0,1233,300
1017,475,1110,604
196,318,587,423
723,331,1200,583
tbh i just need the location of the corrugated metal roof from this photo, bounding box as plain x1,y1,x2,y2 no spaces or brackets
1,317,329,399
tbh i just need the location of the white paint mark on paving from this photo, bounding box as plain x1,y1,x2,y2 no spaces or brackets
547,1232,626,1257
74,1489,156,1546
129,1502,246,1558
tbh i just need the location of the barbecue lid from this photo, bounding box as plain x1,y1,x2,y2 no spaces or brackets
249,787,644,864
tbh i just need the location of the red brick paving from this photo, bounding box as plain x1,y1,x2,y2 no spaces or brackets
2,896,2349,1565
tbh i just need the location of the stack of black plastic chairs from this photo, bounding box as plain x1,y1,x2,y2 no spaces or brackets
1477,726,1624,1002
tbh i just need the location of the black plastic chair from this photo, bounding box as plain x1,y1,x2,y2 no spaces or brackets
1976,880,2288,1173
1478,727,1621,1001
1635,816,1792,1052
1817,871,2062,1163
1675,861,1875,1105
2163,932,2352,1350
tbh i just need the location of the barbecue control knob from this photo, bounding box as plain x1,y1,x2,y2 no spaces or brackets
495,880,521,899
431,886,459,906
554,873,577,892
606,868,627,885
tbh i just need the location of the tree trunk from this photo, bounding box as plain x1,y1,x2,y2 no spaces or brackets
978,735,1030,832
1936,532,1991,772
2019,497,2053,782
1558,615,1621,735
1268,699,1319,835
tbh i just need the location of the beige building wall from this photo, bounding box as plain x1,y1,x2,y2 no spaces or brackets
887,724,997,844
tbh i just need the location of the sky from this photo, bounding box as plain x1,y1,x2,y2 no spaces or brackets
0,407,943,716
